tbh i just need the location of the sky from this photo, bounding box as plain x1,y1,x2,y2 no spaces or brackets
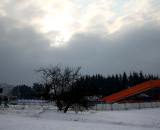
0,0,160,85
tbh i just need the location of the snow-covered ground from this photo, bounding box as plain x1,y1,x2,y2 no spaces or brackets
0,106,160,130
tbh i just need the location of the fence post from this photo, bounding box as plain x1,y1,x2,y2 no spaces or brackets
124,103,128,110
138,103,141,109
96,103,97,111
111,104,113,111
150,102,152,108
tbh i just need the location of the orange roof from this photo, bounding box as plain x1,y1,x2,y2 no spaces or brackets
102,80,160,103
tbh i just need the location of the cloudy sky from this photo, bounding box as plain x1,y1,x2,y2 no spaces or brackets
0,0,160,85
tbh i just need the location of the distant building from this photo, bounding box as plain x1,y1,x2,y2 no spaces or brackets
0,84,15,97
101,80,160,103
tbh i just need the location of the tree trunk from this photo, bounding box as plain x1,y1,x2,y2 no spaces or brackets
64,103,71,113
56,100,63,111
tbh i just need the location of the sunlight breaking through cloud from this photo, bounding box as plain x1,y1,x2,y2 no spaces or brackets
0,0,160,84
0,0,160,47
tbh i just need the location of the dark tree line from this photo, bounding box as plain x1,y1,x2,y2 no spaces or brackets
12,71,159,100
11,67,159,113
11,83,45,99
75,71,159,97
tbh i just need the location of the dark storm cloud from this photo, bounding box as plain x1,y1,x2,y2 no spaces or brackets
0,16,160,85
0,16,50,85
65,25,160,76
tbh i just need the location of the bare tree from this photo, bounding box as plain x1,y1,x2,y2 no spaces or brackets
37,65,82,112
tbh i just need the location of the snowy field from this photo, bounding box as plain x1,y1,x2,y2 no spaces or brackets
0,106,160,130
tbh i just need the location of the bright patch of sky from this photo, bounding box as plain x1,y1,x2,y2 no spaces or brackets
0,0,160,47
0,0,160,85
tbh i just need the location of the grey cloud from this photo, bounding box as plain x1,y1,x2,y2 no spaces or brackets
1,0,44,21
0,16,160,85
0,16,50,85
64,24,160,76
